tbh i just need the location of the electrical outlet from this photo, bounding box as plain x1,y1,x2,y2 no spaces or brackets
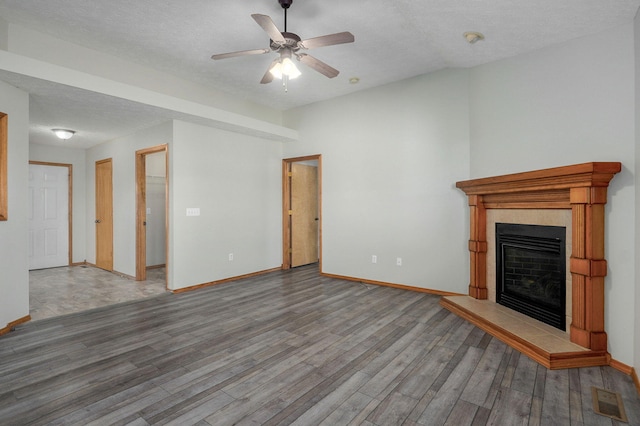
396,257,402,266
371,255,377,264
228,253,234,261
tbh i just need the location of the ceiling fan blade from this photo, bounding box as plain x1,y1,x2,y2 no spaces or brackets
251,14,286,44
260,59,279,84
298,54,340,78
300,32,354,50
211,48,270,60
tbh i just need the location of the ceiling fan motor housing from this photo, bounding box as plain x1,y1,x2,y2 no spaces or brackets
271,32,301,51
279,0,293,9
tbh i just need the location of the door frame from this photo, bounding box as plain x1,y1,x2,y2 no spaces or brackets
282,154,322,270
29,161,73,266
135,144,168,284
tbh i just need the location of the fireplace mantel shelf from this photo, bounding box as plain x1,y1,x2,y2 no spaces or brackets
444,162,621,369
457,162,622,193
456,162,622,210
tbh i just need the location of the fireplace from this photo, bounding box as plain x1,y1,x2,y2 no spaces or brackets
443,162,621,369
495,223,566,330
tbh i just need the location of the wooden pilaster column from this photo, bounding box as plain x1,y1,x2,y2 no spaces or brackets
468,195,488,299
569,187,608,351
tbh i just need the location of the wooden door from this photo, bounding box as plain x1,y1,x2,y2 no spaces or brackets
95,159,113,271
28,163,70,270
291,163,318,267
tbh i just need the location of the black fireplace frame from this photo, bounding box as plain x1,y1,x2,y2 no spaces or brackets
496,223,566,330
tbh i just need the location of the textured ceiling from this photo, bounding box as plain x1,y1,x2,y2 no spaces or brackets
0,0,638,147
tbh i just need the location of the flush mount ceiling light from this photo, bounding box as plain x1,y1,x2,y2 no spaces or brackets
349,77,360,84
463,31,485,44
52,129,75,140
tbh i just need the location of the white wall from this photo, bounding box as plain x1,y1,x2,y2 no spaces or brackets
145,176,166,266
169,121,283,290
0,80,29,329
86,121,173,277
468,25,636,365
469,25,634,176
634,10,640,374
284,69,471,293
29,143,87,263
0,18,8,51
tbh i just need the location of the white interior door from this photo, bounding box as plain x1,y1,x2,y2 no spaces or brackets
29,164,69,270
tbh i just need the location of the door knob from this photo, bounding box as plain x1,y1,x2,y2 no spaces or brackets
95,219,101,223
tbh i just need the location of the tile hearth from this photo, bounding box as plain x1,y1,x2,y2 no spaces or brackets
440,295,609,369
443,296,585,353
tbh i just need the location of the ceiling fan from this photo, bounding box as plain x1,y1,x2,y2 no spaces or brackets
211,0,354,89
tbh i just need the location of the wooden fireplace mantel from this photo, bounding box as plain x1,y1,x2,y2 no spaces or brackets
454,162,621,355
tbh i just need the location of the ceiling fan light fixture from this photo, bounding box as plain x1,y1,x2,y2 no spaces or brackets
270,53,301,79
52,129,75,140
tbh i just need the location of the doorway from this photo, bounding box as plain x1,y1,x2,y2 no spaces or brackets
28,161,72,270
95,158,113,271
135,144,168,284
282,155,321,269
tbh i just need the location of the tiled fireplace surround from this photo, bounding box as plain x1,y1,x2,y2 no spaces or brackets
440,162,621,369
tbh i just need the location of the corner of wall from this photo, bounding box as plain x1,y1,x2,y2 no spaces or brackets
633,5,640,380
0,79,30,330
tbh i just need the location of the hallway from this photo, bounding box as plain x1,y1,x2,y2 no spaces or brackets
29,265,167,321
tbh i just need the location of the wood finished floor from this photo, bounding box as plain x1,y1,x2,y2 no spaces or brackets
1,265,639,425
